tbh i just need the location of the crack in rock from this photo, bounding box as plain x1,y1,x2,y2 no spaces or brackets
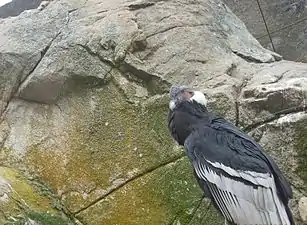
234,76,252,127
165,195,207,225
76,43,116,67
19,32,62,88
0,132,9,153
0,32,61,119
168,216,178,225
128,2,155,11
146,23,207,39
244,105,307,132
264,70,289,84
185,59,208,64
196,201,213,225
119,61,171,95
232,51,273,64
74,153,186,215
25,172,84,225
0,118,10,148
158,14,172,23
127,0,168,11
68,8,78,14
186,196,206,225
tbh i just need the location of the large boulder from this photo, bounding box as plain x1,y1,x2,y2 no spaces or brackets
0,0,306,224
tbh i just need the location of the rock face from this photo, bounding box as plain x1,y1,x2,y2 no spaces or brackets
0,0,43,18
224,0,307,62
0,0,306,224
0,166,69,224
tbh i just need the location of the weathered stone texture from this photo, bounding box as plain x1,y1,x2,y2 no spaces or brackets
0,0,306,224
223,0,307,62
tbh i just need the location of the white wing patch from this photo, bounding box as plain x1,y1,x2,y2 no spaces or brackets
206,160,272,187
194,159,291,225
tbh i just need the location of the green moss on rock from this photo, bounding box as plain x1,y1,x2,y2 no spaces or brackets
0,167,63,224
294,118,307,187
186,199,224,225
26,211,69,225
77,157,221,225
23,83,222,224
25,83,181,213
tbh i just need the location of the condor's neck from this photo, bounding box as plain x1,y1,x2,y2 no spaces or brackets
170,101,212,145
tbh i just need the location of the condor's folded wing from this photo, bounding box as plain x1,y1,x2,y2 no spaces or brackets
184,124,294,225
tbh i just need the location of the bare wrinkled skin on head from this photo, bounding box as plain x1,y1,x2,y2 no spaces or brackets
169,85,191,100
169,85,207,110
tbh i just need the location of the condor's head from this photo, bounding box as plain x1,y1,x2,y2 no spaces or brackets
167,85,209,145
169,85,208,111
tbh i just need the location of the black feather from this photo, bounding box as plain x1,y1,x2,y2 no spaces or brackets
167,99,295,225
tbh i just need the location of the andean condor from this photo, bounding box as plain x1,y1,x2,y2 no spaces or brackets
167,85,295,225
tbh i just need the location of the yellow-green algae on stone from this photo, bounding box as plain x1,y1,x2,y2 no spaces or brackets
186,198,224,225
23,83,223,224
76,157,222,225
0,166,65,224
24,83,182,212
